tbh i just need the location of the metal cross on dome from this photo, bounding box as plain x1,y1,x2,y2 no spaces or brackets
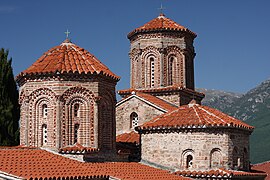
158,4,166,14
64,29,70,39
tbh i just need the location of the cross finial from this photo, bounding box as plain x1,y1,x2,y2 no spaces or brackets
158,3,166,14
64,29,70,39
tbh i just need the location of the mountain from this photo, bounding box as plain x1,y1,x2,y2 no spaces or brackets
197,79,270,164
197,88,242,112
224,79,270,164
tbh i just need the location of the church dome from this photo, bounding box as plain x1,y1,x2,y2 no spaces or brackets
127,13,196,39
17,39,120,81
137,103,253,131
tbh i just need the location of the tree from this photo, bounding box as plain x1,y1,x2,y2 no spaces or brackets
0,48,19,145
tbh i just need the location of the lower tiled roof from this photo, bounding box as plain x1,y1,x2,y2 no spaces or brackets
116,131,140,144
0,147,188,180
117,91,177,112
59,143,99,154
118,86,205,97
252,161,270,180
175,168,266,179
137,103,254,131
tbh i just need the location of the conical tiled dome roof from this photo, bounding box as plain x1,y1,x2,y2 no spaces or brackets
137,103,253,131
128,13,196,39
17,39,120,80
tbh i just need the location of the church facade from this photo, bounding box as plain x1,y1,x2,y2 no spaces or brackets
0,13,266,180
116,13,204,135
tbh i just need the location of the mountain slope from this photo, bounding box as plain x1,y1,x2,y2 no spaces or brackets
225,79,270,164
197,88,242,111
198,80,270,164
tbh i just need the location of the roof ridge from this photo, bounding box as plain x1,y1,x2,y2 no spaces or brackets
197,105,227,124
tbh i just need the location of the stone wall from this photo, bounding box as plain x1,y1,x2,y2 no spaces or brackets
19,77,117,151
140,129,250,171
228,130,250,170
116,97,165,135
155,94,180,107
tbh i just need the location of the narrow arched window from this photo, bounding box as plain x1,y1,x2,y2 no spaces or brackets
150,57,155,87
243,148,248,169
168,57,174,86
210,148,222,168
42,124,47,146
74,124,79,143
233,147,240,169
130,112,139,128
74,103,80,117
42,104,48,118
186,155,193,169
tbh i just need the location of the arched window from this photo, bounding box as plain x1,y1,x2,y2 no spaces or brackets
168,56,174,86
243,148,248,169
182,149,194,169
74,124,79,143
42,124,47,146
150,57,155,87
210,148,222,168
42,104,48,118
74,103,80,117
233,147,240,169
130,112,139,128
186,155,193,169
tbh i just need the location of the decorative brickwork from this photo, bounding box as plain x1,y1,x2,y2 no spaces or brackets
16,40,119,154
60,86,95,147
117,12,204,135
128,14,196,91
27,88,57,147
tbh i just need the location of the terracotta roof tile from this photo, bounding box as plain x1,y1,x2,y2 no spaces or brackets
116,131,140,144
175,168,266,179
137,103,254,131
128,13,196,39
16,39,120,81
136,92,177,112
0,147,188,180
117,91,177,112
252,161,270,180
118,86,205,97
59,143,99,154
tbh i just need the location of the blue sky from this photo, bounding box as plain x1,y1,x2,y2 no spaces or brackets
1,0,270,94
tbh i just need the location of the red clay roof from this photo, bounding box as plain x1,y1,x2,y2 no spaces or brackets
175,168,266,179
252,161,270,180
118,86,205,97
116,131,140,144
136,92,178,111
16,39,119,80
128,13,196,39
59,143,99,154
0,147,188,180
117,91,177,112
137,103,254,131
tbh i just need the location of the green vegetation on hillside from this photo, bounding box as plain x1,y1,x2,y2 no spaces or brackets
200,81,270,164
246,102,270,164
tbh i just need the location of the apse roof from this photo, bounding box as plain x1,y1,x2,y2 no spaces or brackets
137,102,254,131
116,131,140,144
16,39,120,81
128,13,196,39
